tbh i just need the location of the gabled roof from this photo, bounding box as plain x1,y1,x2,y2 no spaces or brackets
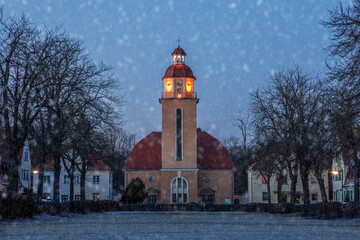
123,131,235,170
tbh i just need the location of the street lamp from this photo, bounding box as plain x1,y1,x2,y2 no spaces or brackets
331,170,343,202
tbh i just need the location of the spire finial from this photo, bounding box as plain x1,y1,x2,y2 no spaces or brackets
176,38,181,48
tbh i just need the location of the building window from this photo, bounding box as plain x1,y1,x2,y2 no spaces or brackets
171,177,188,203
75,195,81,201
93,193,100,201
21,169,29,180
43,175,50,184
202,195,213,205
204,176,211,183
261,175,268,184
262,192,269,201
148,176,155,183
74,175,80,184
64,175,70,184
148,195,157,204
311,193,318,201
43,193,50,200
61,195,69,202
93,175,100,184
176,108,183,160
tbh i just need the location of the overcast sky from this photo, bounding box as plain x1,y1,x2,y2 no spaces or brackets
4,0,344,142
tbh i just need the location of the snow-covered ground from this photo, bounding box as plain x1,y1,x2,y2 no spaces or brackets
1,211,360,239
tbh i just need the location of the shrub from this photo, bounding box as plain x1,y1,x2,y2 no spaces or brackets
0,191,39,219
125,177,147,204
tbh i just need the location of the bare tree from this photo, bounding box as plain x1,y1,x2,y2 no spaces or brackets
323,0,360,201
0,15,50,192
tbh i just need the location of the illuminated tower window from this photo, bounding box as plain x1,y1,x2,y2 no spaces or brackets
176,108,182,160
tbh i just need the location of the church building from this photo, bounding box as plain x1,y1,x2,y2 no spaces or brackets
123,45,235,204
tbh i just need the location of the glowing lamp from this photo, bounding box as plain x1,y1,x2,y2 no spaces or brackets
165,79,172,92
331,170,339,175
33,170,38,174
186,80,192,92
177,94,182,99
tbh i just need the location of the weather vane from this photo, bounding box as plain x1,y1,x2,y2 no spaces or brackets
176,38,181,47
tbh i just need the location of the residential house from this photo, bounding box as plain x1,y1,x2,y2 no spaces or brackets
247,169,329,204
32,158,113,202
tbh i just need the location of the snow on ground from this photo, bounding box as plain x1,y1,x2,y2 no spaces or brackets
1,211,360,239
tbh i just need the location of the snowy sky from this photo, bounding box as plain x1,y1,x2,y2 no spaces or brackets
3,0,343,142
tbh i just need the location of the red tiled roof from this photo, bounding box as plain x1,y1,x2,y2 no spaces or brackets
197,131,235,170
88,160,111,171
123,131,235,170
172,47,186,56
162,64,196,80
123,132,162,170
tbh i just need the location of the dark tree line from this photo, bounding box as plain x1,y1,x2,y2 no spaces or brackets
0,15,133,202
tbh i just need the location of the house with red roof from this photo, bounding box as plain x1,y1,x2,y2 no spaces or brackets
32,158,113,202
123,45,235,204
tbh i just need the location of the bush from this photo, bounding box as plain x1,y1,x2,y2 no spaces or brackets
125,177,147,204
0,192,39,220
306,202,343,219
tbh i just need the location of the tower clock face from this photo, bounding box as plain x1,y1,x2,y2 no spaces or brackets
177,81,182,86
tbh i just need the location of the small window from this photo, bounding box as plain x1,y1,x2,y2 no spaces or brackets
262,192,269,201
75,195,81,201
21,169,29,180
311,193,318,201
148,195,157,204
64,175,70,184
61,195,69,202
93,175,100,184
202,194,213,205
204,176,210,183
42,193,50,200
74,175,80,184
43,175,50,184
261,175,268,184
148,176,155,183
93,193,100,201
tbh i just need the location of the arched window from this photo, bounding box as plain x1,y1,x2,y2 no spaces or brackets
176,108,183,160
171,177,188,203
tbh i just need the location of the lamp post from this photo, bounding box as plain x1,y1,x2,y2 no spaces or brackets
331,170,344,202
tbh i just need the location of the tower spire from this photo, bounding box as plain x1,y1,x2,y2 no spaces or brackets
176,38,181,48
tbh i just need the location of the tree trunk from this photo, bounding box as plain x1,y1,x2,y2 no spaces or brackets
277,174,283,203
314,171,327,203
353,150,359,202
36,155,45,199
267,177,271,204
69,171,74,201
53,155,61,202
80,160,86,200
300,166,310,209
289,163,298,204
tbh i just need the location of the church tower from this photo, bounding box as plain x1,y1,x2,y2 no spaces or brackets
159,43,199,203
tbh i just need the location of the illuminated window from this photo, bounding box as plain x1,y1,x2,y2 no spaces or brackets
93,193,100,201
171,177,188,203
176,108,182,160
261,175,268,184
